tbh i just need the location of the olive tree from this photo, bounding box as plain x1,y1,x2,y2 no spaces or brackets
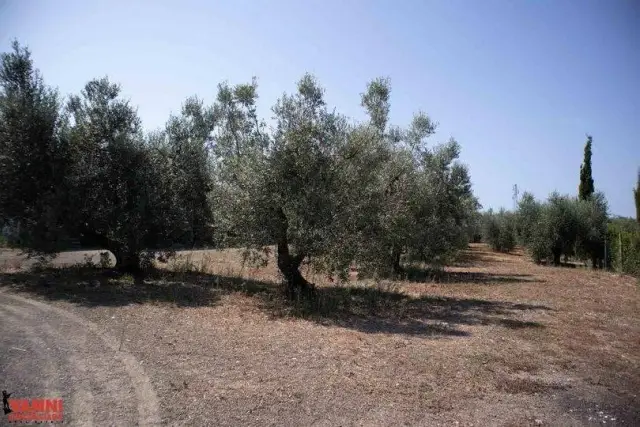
322,80,478,277
516,190,608,267
412,139,479,263
575,191,608,268
515,192,542,247
0,41,215,278
64,78,216,277
212,75,350,296
483,208,516,253
162,96,216,248
212,75,478,296
64,78,175,275
0,41,70,255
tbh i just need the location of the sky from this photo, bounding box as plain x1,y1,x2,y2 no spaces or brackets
1,0,638,217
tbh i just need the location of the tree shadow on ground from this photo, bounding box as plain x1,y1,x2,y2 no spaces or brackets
559,390,640,426
401,265,544,284
266,285,551,337
537,260,583,269
0,267,231,308
0,267,551,338
449,249,500,267
447,246,527,268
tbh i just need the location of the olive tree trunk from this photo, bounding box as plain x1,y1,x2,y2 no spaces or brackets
275,208,315,299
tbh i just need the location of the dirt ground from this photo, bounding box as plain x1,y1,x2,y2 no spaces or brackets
0,244,638,426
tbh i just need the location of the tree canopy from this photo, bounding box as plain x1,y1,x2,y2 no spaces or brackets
0,42,215,281
211,74,479,295
0,40,479,294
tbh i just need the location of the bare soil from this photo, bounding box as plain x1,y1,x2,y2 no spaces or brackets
0,244,638,426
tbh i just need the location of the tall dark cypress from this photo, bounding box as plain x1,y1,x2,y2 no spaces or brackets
579,135,595,200
634,168,640,224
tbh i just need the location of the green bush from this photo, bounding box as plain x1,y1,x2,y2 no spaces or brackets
483,209,516,253
515,192,608,267
465,211,483,243
607,220,640,277
515,192,542,247
575,193,608,268
527,217,554,264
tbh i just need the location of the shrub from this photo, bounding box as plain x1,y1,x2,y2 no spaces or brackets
515,192,542,247
525,213,554,264
466,192,610,268
516,192,606,266
483,209,516,253
575,192,608,268
608,220,640,277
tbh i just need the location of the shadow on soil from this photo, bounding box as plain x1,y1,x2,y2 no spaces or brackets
559,390,640,426
0,267,550,338
401,266,543,284
450,249,504,267
449,246,526,266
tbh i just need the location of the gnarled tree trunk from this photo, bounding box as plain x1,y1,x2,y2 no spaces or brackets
277,240,314,298
391,247,403,276
112,248,145,284
78,226,145,284
275,207,315,299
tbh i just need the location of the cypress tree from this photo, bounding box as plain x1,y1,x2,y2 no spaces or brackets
634,168,640,224
579,135,595,200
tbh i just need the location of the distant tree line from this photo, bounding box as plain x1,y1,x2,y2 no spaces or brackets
0,41,481,294
475,135,640,277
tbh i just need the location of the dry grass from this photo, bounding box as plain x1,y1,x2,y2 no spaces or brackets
1,244,639,426
0,248,24,272
163,247,351,287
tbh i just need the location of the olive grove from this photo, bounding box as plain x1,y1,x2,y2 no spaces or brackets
0,41,479,294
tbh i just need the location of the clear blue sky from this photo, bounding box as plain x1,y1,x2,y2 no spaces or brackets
1,0,638,216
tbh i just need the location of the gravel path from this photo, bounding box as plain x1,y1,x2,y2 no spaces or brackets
0,290,161,426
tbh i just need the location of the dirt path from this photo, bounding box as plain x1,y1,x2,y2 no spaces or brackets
0,248,114,270
0,290,160,426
